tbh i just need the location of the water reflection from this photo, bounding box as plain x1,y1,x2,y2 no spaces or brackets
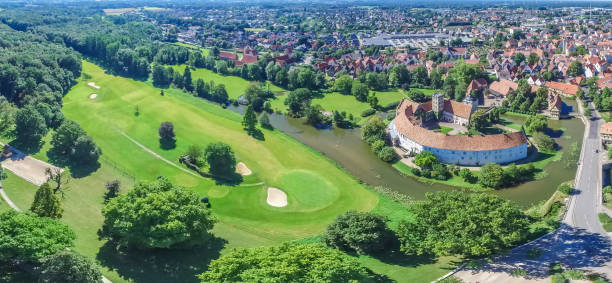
228,100,584,207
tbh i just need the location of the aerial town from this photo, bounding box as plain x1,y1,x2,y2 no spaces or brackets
0,1,611,283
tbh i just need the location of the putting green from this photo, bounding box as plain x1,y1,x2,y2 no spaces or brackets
277,170,339,211
62,61,378,243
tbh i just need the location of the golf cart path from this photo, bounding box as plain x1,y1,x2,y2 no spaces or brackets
116,130,203,179
117,130,264,187
0,180,20,211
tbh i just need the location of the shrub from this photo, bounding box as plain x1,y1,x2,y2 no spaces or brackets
478,163,505,188
552,273,567,283
378,147,396,162
510,268,527,277
558,183,573,195
323,211,394,254
603,186,612,195
371,140,386,154
411,167,422,176
526,248,542,259
562,269,585,280
39,251,103,283
533,132,555,151
459,168,477,183
361,108,376,117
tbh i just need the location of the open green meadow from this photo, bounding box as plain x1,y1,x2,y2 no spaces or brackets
170,65,285,100
173,42,210,57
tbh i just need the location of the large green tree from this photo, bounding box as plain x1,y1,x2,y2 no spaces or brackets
199,243,379,283
72,135,101,165
469,109,488,132
204,142,237,176
397,191,529,257
0,211,74,263
101,177,215,249
30,183,63,219
352,81,370,102
39,251,103,283
323,211,394,254
51,120,86,156
568,61,584,77
478,163,505,188
334,75,353,94
14,106,47,144
362,116,387,145
242,105,258,134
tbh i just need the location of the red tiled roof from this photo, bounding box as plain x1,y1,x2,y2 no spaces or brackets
219,51,237,60
393,99,528,151
241,54,258,65
545,81,579,96
443,100,472,119
489,79,518,96
601,122,612,135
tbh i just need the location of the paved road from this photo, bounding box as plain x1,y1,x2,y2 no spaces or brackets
455,101,612,282
568,104,604,234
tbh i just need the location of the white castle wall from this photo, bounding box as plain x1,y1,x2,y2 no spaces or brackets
389,119,528,166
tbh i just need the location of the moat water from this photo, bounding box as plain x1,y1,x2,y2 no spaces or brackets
231,99,584,207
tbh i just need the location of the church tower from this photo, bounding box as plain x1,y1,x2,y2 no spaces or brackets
432,92,445,119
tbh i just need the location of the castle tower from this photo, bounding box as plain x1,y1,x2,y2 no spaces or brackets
432,92,445,119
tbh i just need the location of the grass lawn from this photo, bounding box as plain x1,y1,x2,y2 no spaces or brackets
393,161,483,190
599,213,612,232
434,126,454,135
173,42,210,57
170,65,285,100
269,88,420,125
499,118,523,131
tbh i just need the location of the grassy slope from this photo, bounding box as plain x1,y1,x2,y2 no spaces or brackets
69,60,378,244
1,61,457,282
173,42,210,57
170,64,285,100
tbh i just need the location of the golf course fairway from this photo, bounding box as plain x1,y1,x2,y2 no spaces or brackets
62,61,379,244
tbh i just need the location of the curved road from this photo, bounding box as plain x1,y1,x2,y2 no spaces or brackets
455,101,612,282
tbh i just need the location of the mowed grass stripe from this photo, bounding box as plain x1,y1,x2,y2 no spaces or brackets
63,61,378,243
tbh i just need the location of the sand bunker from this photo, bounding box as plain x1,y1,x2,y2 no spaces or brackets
87,82,101,89
236,162,252,176
266,187,287,207
89,93,98,99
